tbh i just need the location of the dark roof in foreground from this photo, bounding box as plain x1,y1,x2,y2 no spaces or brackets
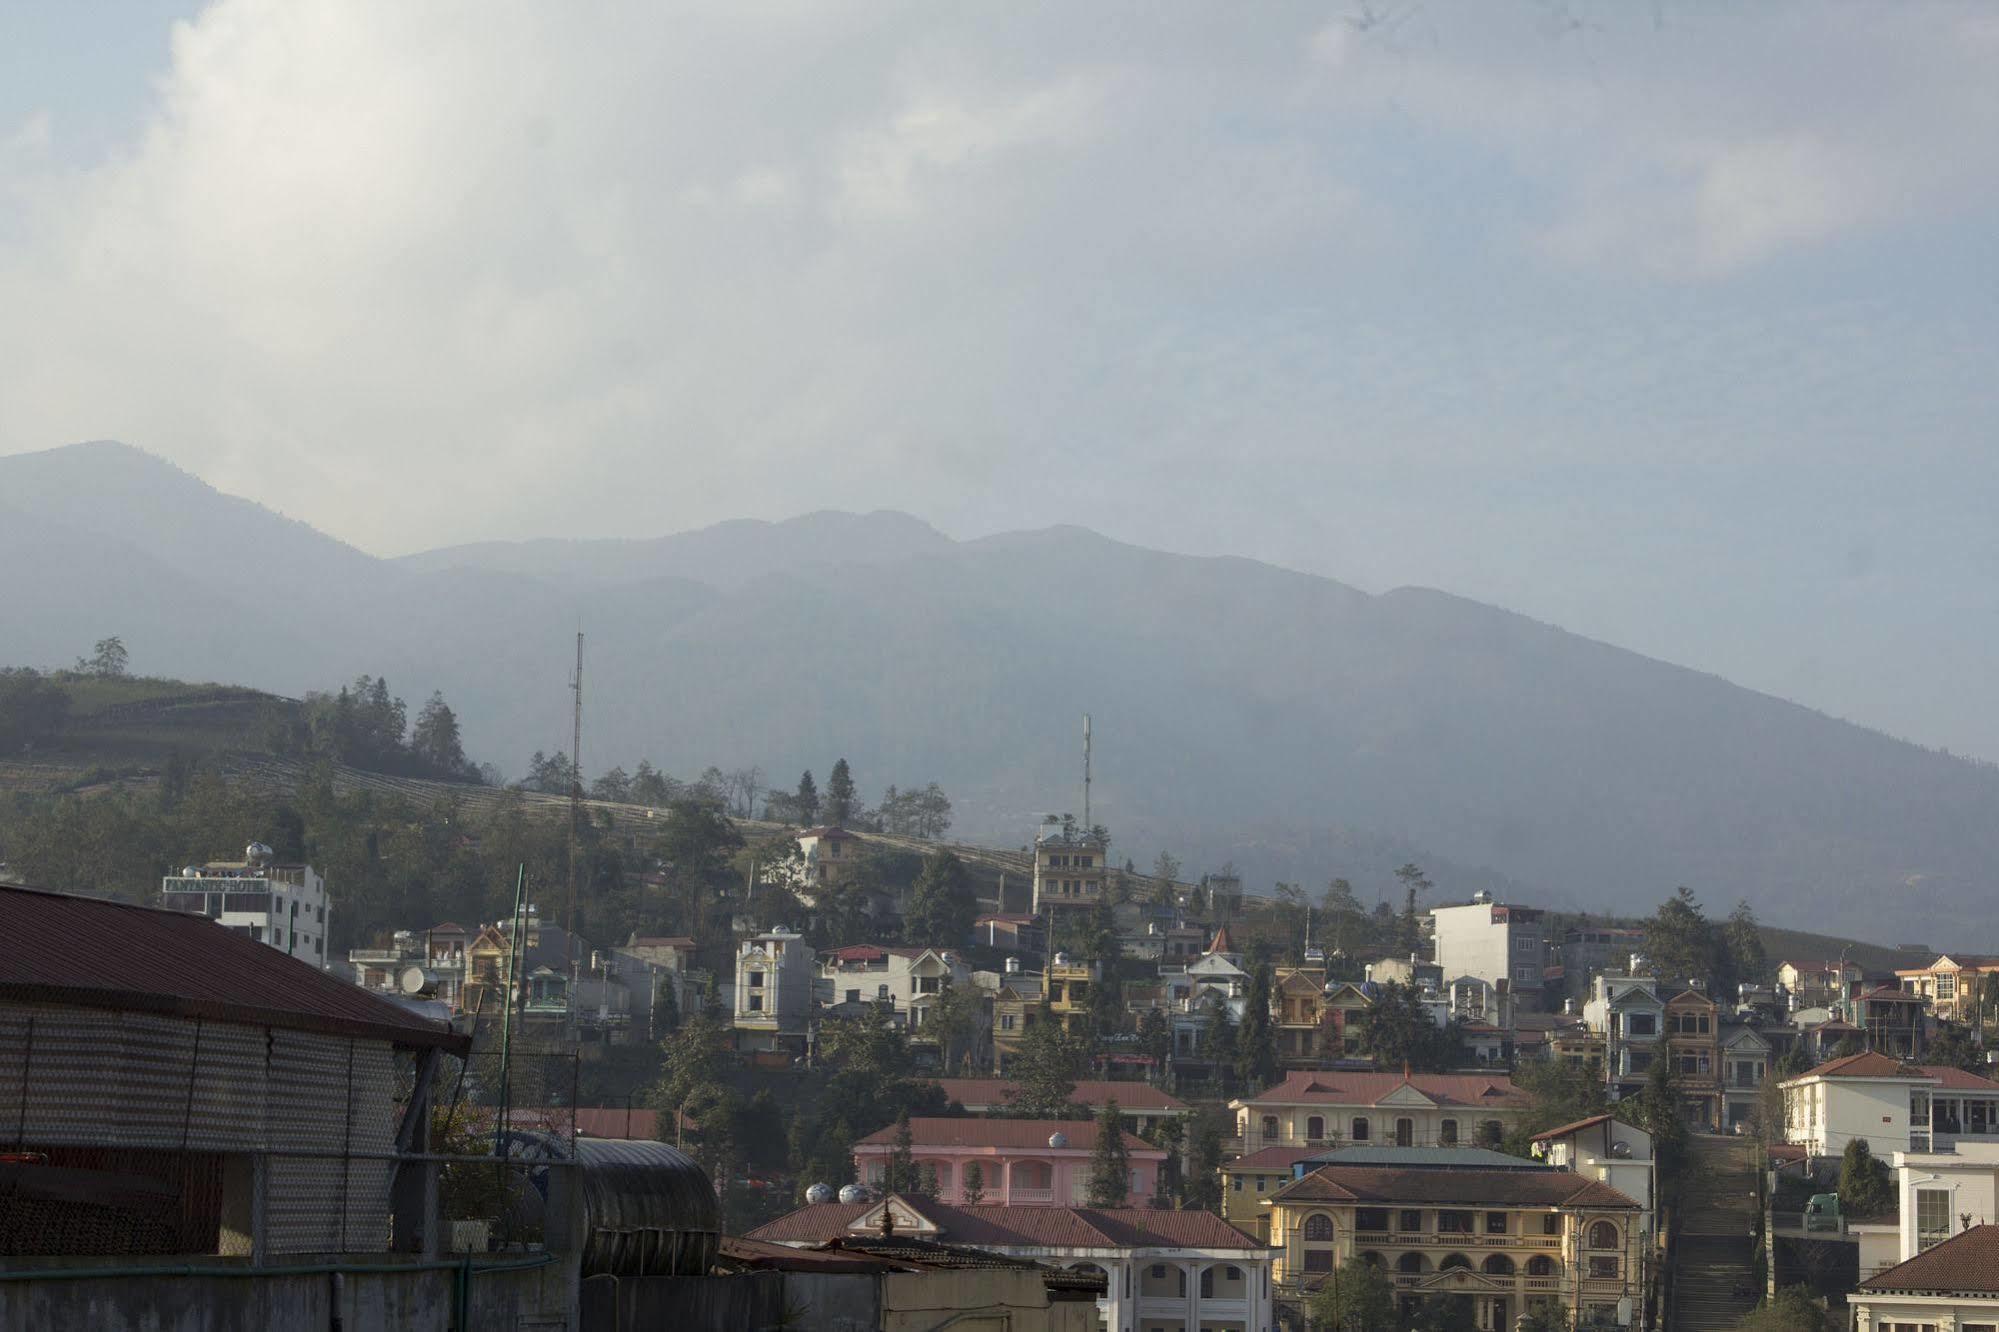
746,1197,1268,1250
1271,1163,1639,1210
0,885,469,1053
1861,1224,1999,1294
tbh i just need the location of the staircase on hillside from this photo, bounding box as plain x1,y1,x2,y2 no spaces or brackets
1670,1134,1761,1331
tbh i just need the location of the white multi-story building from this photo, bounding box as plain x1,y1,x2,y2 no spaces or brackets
819,945,973,1026
749,1193,1276,1332
1531,1113,1658,1241
1779,1051,1999,1160
1031,819,1110,920
1581,972,1666,1100
733,927,815,1056
1429,892,1546,1008
160,842,330,966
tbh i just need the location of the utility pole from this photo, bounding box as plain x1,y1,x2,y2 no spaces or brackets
563,632,584,1037
1082,713,1092,833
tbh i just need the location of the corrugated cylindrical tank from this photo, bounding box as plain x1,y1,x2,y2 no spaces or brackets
502,1132,718,1277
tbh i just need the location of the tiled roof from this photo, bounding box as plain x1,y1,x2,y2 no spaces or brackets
1239,1070,1528,1109
1920,1065,1999,1092
0,885,467,1052
1860,1223,1999,1294
1795,1051,1929,1081
1530,1113,1616,1141
1302,1147,1536,1170
929,1079,1188,1112
1270,1164,1639,1210
852,1118,1160,1155
745,1198,1268,1250
1229,1146,1321,1171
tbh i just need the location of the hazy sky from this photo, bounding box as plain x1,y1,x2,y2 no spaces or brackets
3,2,1996,761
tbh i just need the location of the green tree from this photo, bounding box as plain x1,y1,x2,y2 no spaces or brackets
1147,1116,1185,1206
1926,1021,1985,1074
1087,1100,1132,1206
886,1107,916,1193
1633,1052,1689,1205
904,849,976,948
1724,899,1768,991
1150,851,1182,906
961,1159,986,1204
925,979,982,1074
410,691,469,776
1183,1118,1224,1214
915,1161,940,1199
84,636,129,678
0,668,72,752
649,1012,732,1144
1503,1058,1610,1157
1646,886,1722,992
794,770,819,825
651,980,681,1039
1515,1302,1572,1332
1307,1260,1397,1331
1394,863,1432,953
825,758,856,825
1735,1287,1832,1332
1007,1015,1085,1117
1202,995,1238,1090
1322,877,1367,959
1236,964,1278,1090
1358,982,1459,1073
1410,1293,1479,1332
1838,1138,1893,1218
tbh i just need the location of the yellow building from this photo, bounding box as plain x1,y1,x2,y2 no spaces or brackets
1223,1146,1318,1241
1266,1153,1645,1329
1031,823,1109,920
1272,967,1329,1068
1894,953,1999,1025
1046,953,1099,1036
1231,1071,1531,1153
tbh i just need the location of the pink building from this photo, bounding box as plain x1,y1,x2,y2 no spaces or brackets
852,1118,1167,1206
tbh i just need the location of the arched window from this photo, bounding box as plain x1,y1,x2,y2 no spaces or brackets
1440,1253,1472,1271
1306,1115,1326,1142
1303,1213,1335,1242
1397,1252,1426,1274
1587,1220,1620,1250
1526,1255,1556,1277
1009,1160,1052,1191
1482,1254,1515,1276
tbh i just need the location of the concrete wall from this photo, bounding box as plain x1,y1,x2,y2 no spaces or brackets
580,1272,789,1331
0,1257,573,1332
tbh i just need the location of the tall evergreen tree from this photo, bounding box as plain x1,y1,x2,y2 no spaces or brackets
905,849,976,948
1183,1119,1224,1213
1646,886,1721,991
887,1107,916,1193
1235,964,1279,1090
961,1160,986,1204
826,758,856,825
795,770,820,825
410,691,467,776
1395,862,1432,952
1087,1100,1133,1206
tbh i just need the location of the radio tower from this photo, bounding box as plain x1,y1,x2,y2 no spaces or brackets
1082,713,1092,832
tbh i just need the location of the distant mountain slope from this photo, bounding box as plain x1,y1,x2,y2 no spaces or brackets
4,440,1995,944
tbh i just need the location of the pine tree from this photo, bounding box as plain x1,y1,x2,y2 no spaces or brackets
905,849,975,948
1235,964,1278,1090
795,770,819,825
961,1160,986,1204
916,1161,940,1199
826,758,856,825
1087,1100,1132,1207
1395,863,1432,953
1183,1120,1224,1213
887,1107,916,1194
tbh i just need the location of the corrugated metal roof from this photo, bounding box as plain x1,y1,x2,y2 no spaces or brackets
0,885,469,1052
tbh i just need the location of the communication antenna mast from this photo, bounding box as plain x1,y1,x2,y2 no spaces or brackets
563,632,584,988
1082,713,1092,833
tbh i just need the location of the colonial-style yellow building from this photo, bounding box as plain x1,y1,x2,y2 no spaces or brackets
1231,1070,1531,1153
1266,1152,1645,1330
1221,1146,1318,1242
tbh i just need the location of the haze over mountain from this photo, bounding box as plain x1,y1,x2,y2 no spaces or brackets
6,440,1996,947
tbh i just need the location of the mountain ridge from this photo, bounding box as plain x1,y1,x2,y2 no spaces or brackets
3,439,1994,944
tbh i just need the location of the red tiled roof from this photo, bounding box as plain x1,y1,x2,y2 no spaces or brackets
1858,986,1923,1002
853,1118,1161,1155
1230,1146,1321,1171
1861,1223,1999,1294
1271,1163,1639,1210
1920,1065,1999,1092
1529,1113,1617,1142
0,885,467,1053
745,1198,1267,1250
1209,924,1237,954
718,1236,909,1273
1240,1070,1529,1109
1795,1051,1929,1081
929,1079,1188,1112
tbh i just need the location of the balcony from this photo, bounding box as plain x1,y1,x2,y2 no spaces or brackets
1006,1187,1055,1204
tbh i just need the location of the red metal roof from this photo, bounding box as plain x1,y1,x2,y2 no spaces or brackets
853,1117,1162,1155
1240,1070,1529,1109
0,885,468,1052
1861,1223,1999,1294
1272,1164,1639,1209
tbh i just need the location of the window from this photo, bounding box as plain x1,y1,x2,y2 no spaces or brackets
1398,1209,1423,1233
1303,1250,1333,1272
1303,1213,1334,1241
1483,1254,1515,1276
1397,1253,1425,1273
1586,1220,1619,1249
1395,1117,1414,1147
1543,1214,1562,1236
877,984,889,999
1438,1211,1474,1234
1628,1051,1653,1073
1231,1175,1243,1192
1440,1119,1459,1145
846,989,861,1004
1355,1208,1390,1232
1000,1014,1015,1031
1439,1253,1471,1271
1526,1255,1555,1276
1262,1115,1280,1140
1351,1117,1370,1142
1938,974,1958,998
1587,1255,1620,1279
747,993,763,1012
1917,1188,1952,1250
1307,1115,1325,1141
1485,1211,1507,1234
1628,1013,1657,1036
1255,1177,1265,1192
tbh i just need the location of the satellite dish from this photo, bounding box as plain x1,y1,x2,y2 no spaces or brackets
1610,1140,1632,1159
837,1184,867,1204
1048,1132,1069,1150
805,1183,834,1204
244,842,273,864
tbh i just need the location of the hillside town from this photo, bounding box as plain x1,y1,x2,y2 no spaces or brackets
7,760,1990,1330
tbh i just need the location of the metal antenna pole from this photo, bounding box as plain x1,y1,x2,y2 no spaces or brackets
1082,713,1092,832
563,632,583,1037
495,864,526,1157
